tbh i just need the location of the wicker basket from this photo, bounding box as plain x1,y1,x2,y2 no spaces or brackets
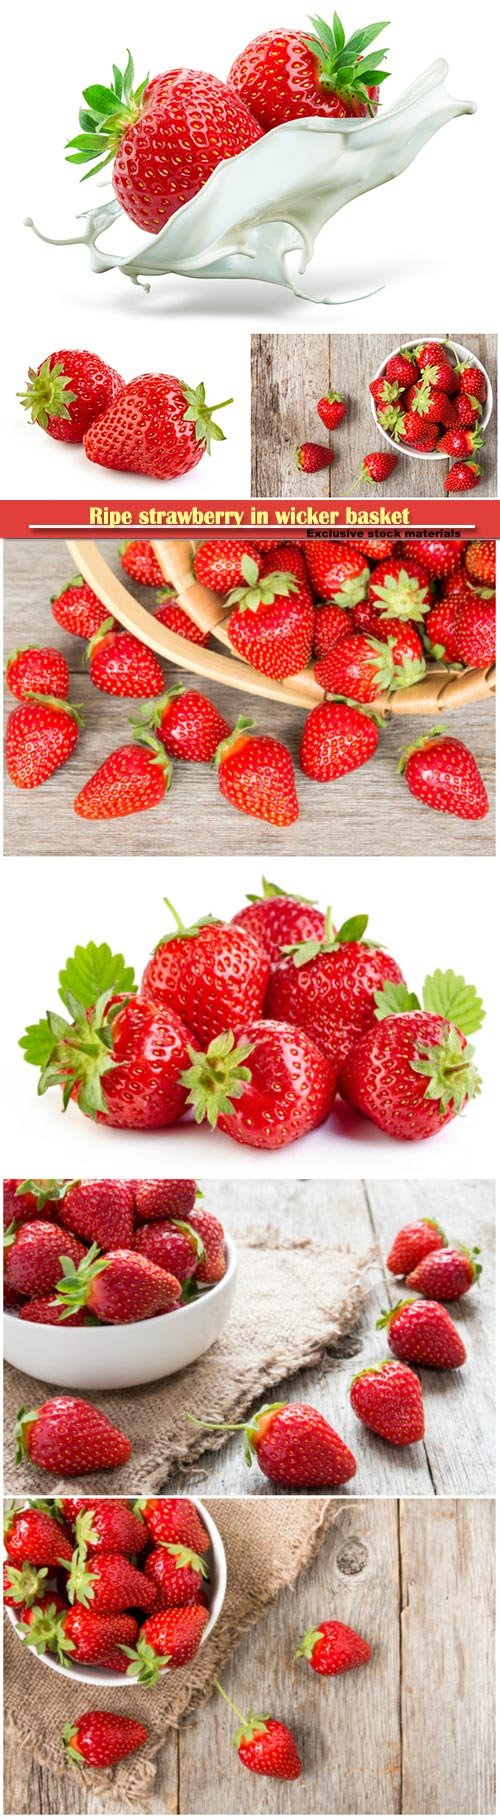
67,538,496,717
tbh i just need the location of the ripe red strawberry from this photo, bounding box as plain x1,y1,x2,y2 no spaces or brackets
86,619,165,698
135,1499,210,1555
367,619,424,666
368,557,433,620
193,541,263,593
214,721,300,826
415,540,463,578
22,978,194,1131
216,1684,302,1781
15,1397,132,1474
314,631,425,700
119,540,165,587
68,58,263,233
56,1179,135,1250
228,17,389,127
313,602,354,656
17,1594,69,1656
350,1360,425,1444
123,1603,209,1682
465,540,495,587
455,600,495,667
74,739,172,820
3,1221,85,1298
4,1504,73,1567
445,460,481,493
142,901,269,1048
454,393,483,428
317,390,347,429
181,1207,226,1284
3,1559,49,1607
84,376,233,480
226,559,314,679
384,351,419,387
134,687,230,762
154,591,211,646
55,1606,138,1666
295,441,334,472
63,1711,149,1769
377,1297,466,1367
6,697,83,789
6,647,69,702
358,451,398,483
456,363,487,402
18,350,123,441
296,1619,371,1675
414,342,454,374
74,1501,149,1557
406,1244,481,1300
266,910,403,1071
399,727,489,819
369,376,403,409
3,1179,64,1228
386,1219,446,1276
437,427,483,457
425,599,461,662
67,1549,158,1615
190,1400,357,1486
144,1544,208,1609
51,576,114,640
231,880,326,962
134,1220,201,1284
18,1298,85,1327
55,1245,182,1324
299,701,379,781
305,542,370,606
395,414,438,449
182,1021,336,1149
134,1180,197,1224
405,384,458,429
340,1008,481,1140
349,537,397,560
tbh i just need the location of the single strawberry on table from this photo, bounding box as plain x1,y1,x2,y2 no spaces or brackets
119,540,165,588
399,727,489,821
296,1619,372,1675
62,1711,149,1769
14,1397,132,1474
51,575,115,640
215,1681,302,1781
228,16,390,126
377,1298,466,1368
121,1602,209,1683
133,687,230,763
358,451,398,484
142,898,269,1048
405,1244,481,1301
5,697,83,789
187,1399,357,1487
193,541,264,593
317,389,347,429
444,460,482,493
338,970,484,1140
226,557,314,679
231,878,326,961
84,376,233,480
181,1021,336,1149
6,647,69,702
386,1218,447,1277
18,350,124,441
295,442,334,473
86,618,165,698
265,908,405,1071
299,700,380,781
54,1244,182,1324
74,738,172,821
213,720,300,826
350,1360,425,1445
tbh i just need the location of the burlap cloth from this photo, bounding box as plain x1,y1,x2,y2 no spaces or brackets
4,1230,372,1494
4,1496,341,1808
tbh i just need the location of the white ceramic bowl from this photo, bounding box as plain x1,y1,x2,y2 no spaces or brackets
5,1496,226,1686
370,338,493,460
4,1236,237,1390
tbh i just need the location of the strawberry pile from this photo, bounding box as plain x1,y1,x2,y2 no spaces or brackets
4,1179,226,1327
370,340,491,491
19,879,485,1147
4,1495,212,1682
19,349,232,481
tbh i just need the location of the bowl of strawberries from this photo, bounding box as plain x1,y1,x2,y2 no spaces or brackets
369,338,493,464
4,1494,227,1686
3,1179,237,1390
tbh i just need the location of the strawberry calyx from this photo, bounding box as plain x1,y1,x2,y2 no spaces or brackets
330,566,370,608
448,1243,482,1282
181,384,233,453
363,636,426,691
50,575,88,603
21,989,133,1118
374,969,485,1038
17,359,77,429
214,1680,271,1746
180,1031,255,1128
184,1402,287,1464
53,1243,111,1318
16,1178,75,1209
14,1405,42,1463
213,717,255,768
350,1358,398,1386
66,51,149,180
282,906,379,966
66,1544,99,1607
376,1299,417,1329
245,877,318,906
398,724,448,771
21,693,85,725
3,1561,48,1605
121,1638,171,1684
86,617,116,662
154,898,221,949
131,687,185,739
369,572,431,622
411,1028,481,1113
320,389,344,404
62,1724,85,1764
226,559,299,612
17,1602,73,1660
129,730,173,781
303,15,390,111
172,1219,205,1264
155,588,177,604
295,1626,324,1661
323,693,386,727
160,1543,208,1577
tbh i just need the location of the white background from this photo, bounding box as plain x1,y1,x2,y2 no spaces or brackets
3,853,495,1181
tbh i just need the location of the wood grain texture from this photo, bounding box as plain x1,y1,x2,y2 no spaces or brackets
251,332,497,497
3,540,495,857
4,1500,494,1816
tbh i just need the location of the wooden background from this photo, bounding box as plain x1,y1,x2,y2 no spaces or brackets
251,333,497,497
3,540,496,858
4,1497,495,1816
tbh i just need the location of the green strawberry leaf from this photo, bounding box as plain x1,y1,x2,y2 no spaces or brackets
58,942,136,1010
19,1019,60,1069
422,969,485,1037
374,982,421,1019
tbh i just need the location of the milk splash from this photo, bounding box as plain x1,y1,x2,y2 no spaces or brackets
26,62,475,303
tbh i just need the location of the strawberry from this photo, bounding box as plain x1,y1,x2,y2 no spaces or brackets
437,427,483,457
455,600,495,667
15,1397,132,1474
295,441,334,472
51,575,114,640
350,1360,425,1444
62,1712,148,1769
299,701,379,781
416,539,463,579
154,593,210,647
339,975,483,1140
313,602,354,655
349,537,397,560
213,720,300,826
180,1207,226,1284
86,618,165,698
424,599,461,662
414,342,454,374
6,647,69,702
317,390,347,429
5,697,83,789
3,1179,64,1228
84,376,233,479
265,909,404,1070
4,1504,73,1566
135,1499,210,1555
394,414,438,450
54,1606,139,1666
119,540,165,587
142,900,269,1048
465,540,495,587
368,557,433,620
386,1219,446,1276
72,1500,148,1557
133,1220,202,1284
231,879,326,961
18,1298,85,1327
17,1594,69,1656
123,1603,209,1682
3,1221,85,1298
193,541,263,593
182,1021,336,1149
228,16,389,127
377,1297,466,1367
56,1179,135,1250
18,350,123,441
189,1400,357,1487
406,1244,481,1300
296,1619,371,1675
67,56,263,233
216,1684,302,1781
404,384,457,428
454,393,483,428
226,559,314,679
358,451,398,484
67,1549,158,1615
144,1544,208,1609
369,377,403,409
456,363,487,402
305,542,370,606
134,688,230,763
368,619,424,666
445,460,481,493
384,351,419,387
133,1180,197,1224
74,740,172,820
54,1245,182,1324
399,727,489,820
314,632,426,700
3,1560,49,1607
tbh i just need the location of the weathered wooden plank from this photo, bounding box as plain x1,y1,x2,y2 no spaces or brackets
3,1734,178,1816
400,1498,495,1815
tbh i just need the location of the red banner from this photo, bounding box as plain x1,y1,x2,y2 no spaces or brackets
0,499,499,538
